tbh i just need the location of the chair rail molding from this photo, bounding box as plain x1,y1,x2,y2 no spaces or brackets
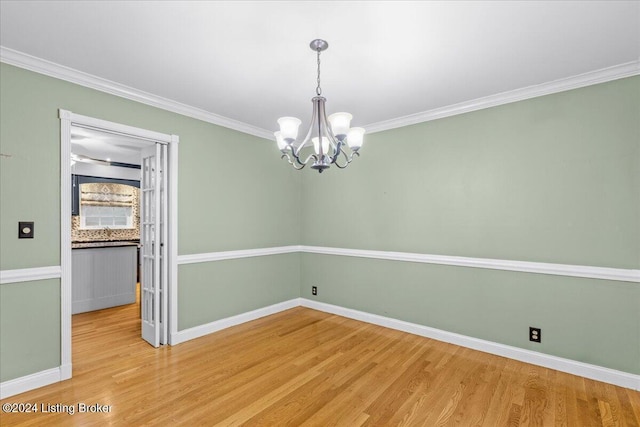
178,245,640,283
298,246,640,283
177,246,300,265
0,266,62,285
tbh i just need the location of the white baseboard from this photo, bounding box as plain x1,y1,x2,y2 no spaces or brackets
72,292,136,315
60,363,72,381
170,298,301,345
300,298,640,391
4,297,637,400
0,367,63,399
171,296,640,390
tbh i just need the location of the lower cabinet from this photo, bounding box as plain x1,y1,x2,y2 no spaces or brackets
72,246,137,314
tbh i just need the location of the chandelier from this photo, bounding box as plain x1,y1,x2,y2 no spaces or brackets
275,39,365,173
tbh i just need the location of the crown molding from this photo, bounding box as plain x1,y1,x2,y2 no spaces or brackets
2,46,638,139
0,46,273,140
364,60,640,134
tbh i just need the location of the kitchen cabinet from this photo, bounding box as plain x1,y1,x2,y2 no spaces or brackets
72,244,137,314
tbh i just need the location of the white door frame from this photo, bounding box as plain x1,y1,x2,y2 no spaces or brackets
59,109,179,380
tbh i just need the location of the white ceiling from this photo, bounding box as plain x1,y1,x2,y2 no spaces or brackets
1,1,639,139
71,126,144,165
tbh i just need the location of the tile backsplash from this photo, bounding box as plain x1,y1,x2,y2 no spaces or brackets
72,183,140,242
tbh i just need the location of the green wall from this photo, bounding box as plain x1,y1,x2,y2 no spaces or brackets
300,76,640,374
1,62,638,384
0,63,302,267
0,280,60,382
0,63,301,382
302,77,639,268
178,253,300,329
300,254,639,373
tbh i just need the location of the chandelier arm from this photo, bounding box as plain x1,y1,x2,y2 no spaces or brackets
303,153,319,165
283,144,309,167
295,96,323,155
334,160,348,169
280,145,304,167
329,140,345,165
288,147,306,166
287,146,319,168
333,145,351,169
294,136,309,156
280,153,306,170
347,150,361,164
316,97,340,154
335,147,361,168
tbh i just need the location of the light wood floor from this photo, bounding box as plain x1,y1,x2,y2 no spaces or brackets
1,295,639,426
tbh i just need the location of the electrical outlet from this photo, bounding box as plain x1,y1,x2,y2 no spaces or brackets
529,327,541,343
311,286,317,296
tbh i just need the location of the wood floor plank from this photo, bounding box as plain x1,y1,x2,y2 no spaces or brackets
483,358,520,425
1,298,638,426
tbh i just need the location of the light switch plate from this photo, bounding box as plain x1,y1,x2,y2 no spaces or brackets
19,221,34,238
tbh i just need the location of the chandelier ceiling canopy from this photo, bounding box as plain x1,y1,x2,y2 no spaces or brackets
275,39,365,173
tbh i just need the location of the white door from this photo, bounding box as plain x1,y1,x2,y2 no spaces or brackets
140,143,168,347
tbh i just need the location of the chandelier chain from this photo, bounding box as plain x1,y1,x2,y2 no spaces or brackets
316,48,322,96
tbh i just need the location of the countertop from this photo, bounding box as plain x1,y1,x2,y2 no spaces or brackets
72,240,140,249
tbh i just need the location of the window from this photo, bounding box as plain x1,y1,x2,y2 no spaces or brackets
80,205,134,229
78,182,138,230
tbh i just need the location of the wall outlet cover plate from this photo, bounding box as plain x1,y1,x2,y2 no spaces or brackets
529,327,541,343
19,221,35,238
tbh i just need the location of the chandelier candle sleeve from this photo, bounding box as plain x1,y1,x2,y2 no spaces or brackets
328,113,352,137
277,117,302,142
274,132,287,151
346,127,365,150
275,39,365,173
312,137,330,155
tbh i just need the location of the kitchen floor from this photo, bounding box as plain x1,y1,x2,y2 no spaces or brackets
72,283,141,365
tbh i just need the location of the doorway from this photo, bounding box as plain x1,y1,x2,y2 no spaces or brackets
70,127,144,317
59,110,179,380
